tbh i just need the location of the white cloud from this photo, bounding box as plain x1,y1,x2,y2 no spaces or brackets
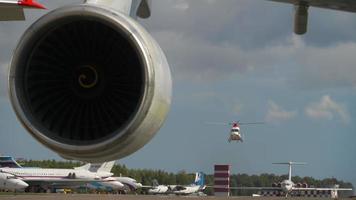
232,102,243,115
305,95,350,124
173,0,189,11
265,101,297,124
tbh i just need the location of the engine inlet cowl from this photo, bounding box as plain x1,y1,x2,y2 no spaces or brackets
9,4,171,162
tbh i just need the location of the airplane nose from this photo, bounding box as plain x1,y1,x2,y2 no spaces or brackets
16,180,29,189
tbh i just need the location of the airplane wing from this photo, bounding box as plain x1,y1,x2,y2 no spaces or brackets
292,187,353,191
269,0,356,13
268,0,356,34
212,186,281,190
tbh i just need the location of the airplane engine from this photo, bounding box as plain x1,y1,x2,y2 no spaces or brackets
9,4,171,162
294,3,309,35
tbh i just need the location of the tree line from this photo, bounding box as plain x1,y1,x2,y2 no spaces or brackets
18,159,353,196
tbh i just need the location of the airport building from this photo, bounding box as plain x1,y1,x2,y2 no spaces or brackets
213,164,230,196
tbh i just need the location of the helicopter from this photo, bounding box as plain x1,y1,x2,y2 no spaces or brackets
207,121,264,142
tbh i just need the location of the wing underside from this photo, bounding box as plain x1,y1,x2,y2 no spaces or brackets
269,0,356,13
223,186,281,190
292,187,353,191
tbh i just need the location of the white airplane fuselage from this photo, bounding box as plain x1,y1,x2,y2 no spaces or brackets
0,167,112,182
173,185,202,195
148,185,169,194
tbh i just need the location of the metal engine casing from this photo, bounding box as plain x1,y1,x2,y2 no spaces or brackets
9,4,171,162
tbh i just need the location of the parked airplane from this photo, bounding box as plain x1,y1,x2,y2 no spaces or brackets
0,156,125,192
269,0,356,35
146,172,206,195
225,162,353,197
147,179,170,195
0,160,115,191
172,172,206,195
78,163,143,193
0,0,171,163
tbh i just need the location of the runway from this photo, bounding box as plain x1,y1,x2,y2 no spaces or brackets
0,194,352,200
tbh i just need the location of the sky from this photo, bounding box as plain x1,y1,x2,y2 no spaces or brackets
0,0,355,188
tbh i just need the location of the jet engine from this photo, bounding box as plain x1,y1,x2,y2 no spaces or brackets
9,4,171,162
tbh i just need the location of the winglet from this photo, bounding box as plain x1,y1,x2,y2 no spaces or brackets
18,0,46,9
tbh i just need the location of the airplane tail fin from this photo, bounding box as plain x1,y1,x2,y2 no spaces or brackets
81,161,116,173
97,161,116,173
152,179,159,187
193,172,205,188
273,162,306,181
74,163,91,171
0,156,22,168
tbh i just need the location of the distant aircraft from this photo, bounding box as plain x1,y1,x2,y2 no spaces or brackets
0,156,125,192
85,162,144,193
112,176,142,191
0,159,115,192
225,162,353,197
269,0,356,35
145,172,206,195
0,0,171,163
146,179,170,195
172,172,206,195
208,121,263,142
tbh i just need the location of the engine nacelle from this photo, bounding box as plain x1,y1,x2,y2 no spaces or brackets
9,4,171,162
294,3,309,35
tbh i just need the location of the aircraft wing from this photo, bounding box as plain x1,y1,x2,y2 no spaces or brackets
140,185,155,188
292,187,353,191
22,177,115,188
269,0,356,13
213,186,281,190
0,0,45,20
